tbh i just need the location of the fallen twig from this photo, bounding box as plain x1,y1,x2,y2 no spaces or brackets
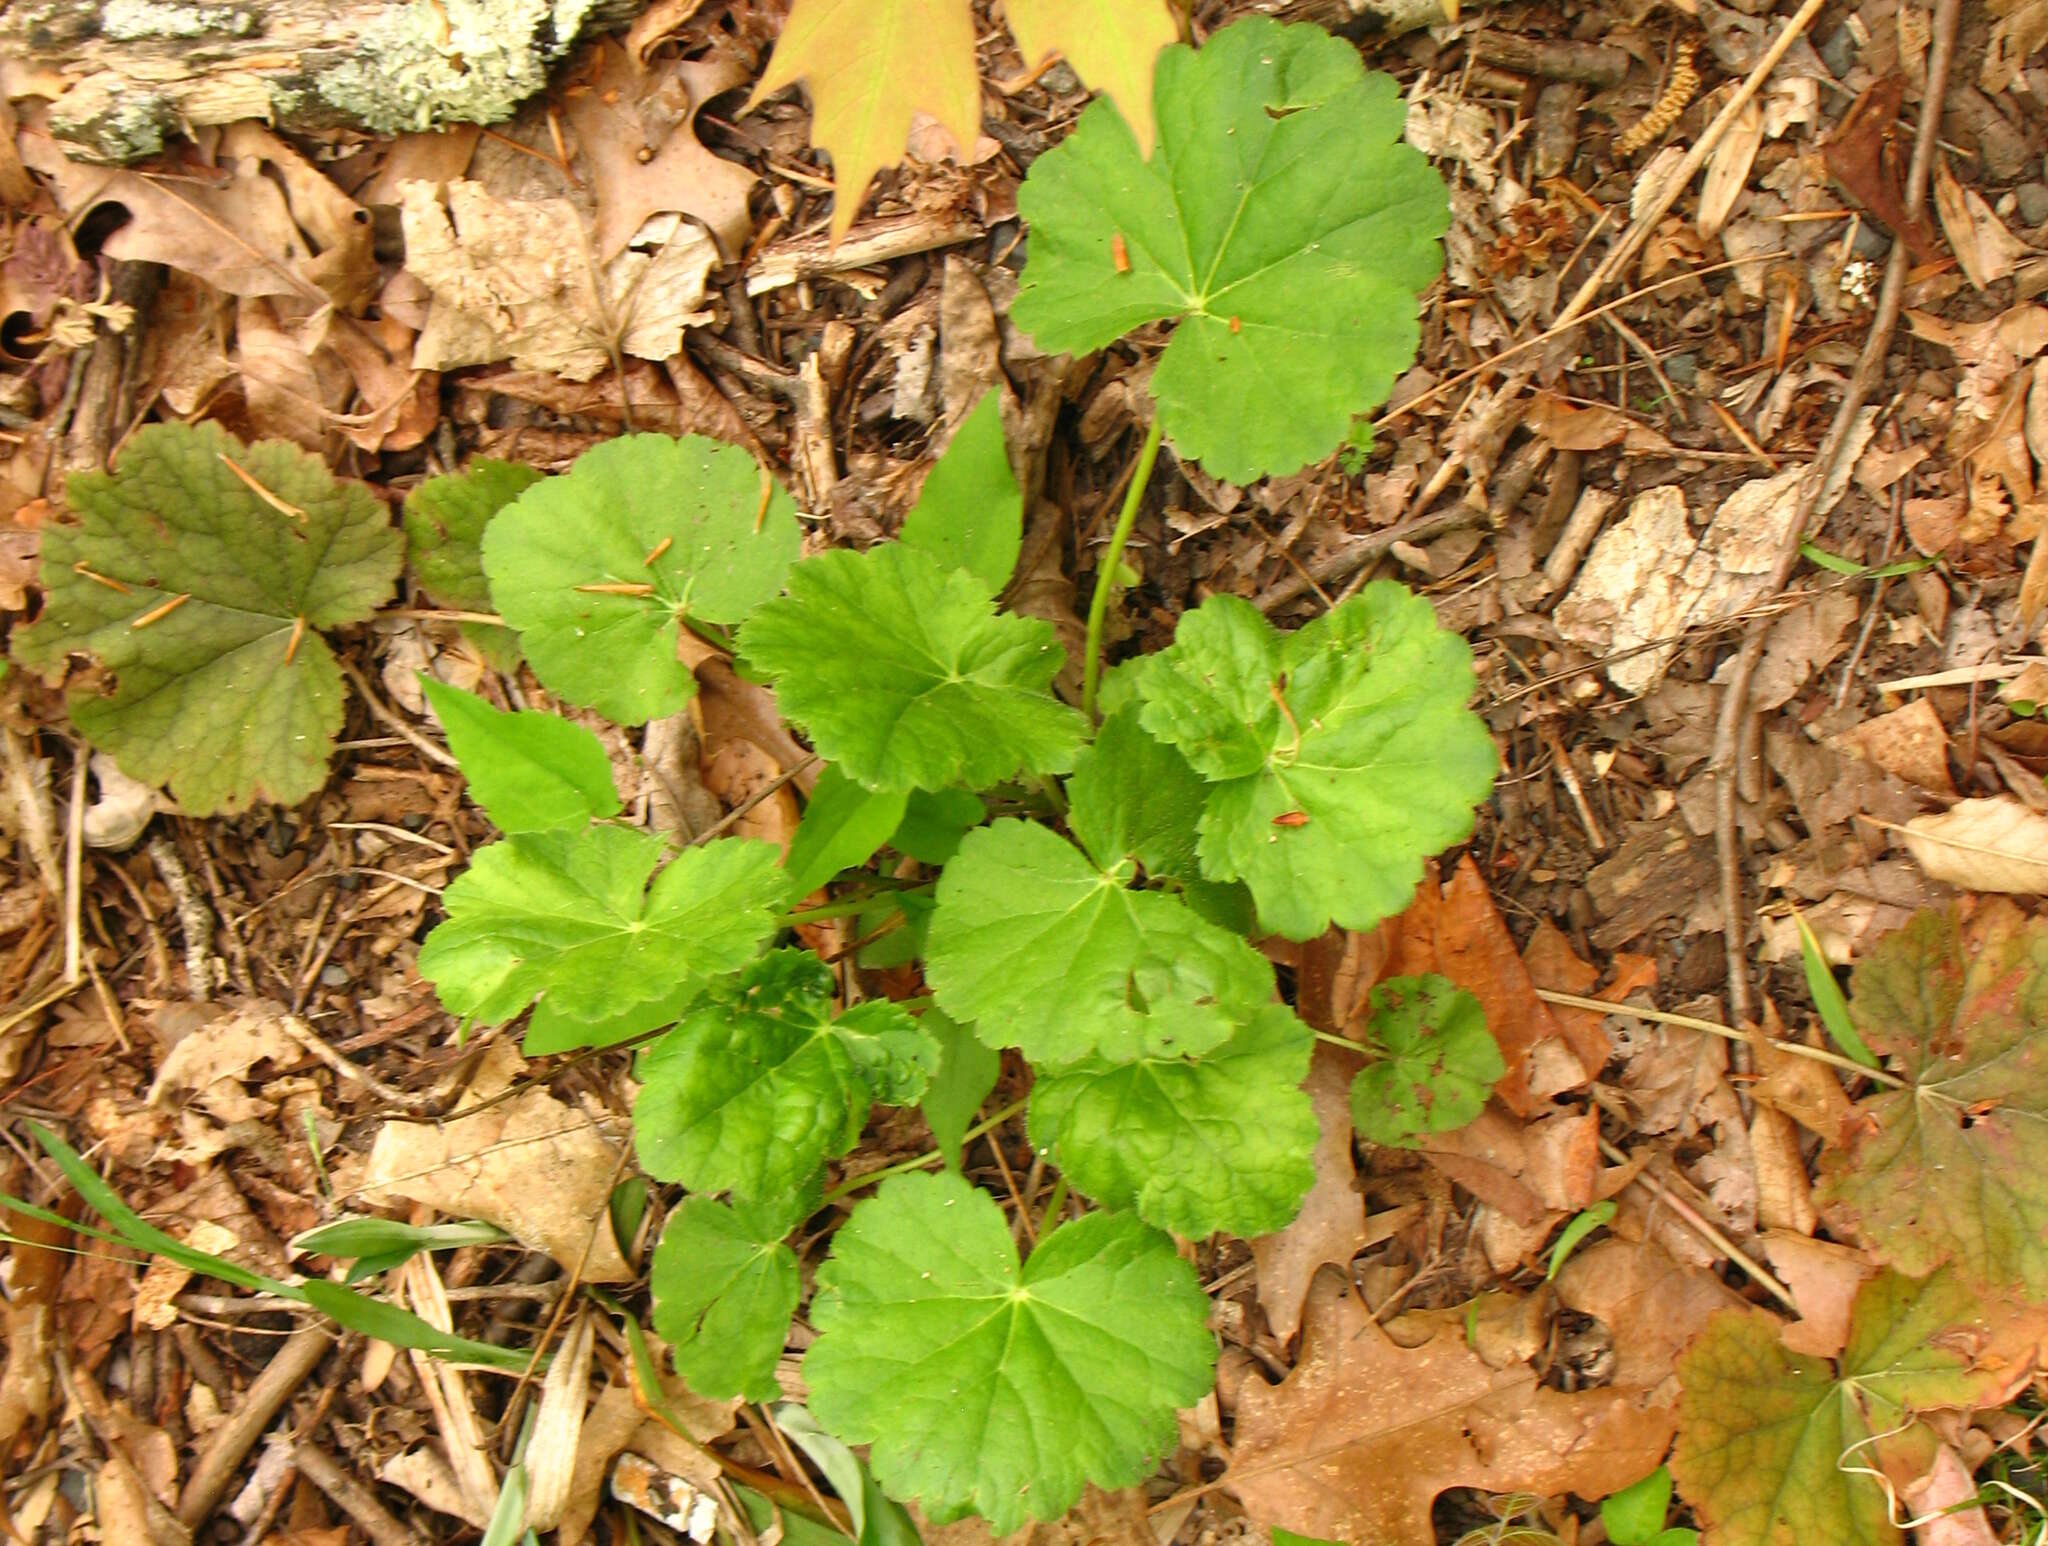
1710,0,1959,1028
176,1324,334,1528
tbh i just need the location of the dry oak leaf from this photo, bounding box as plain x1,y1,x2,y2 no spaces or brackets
1553,1236,1748,1396
1227,1270,1674,1546
1901,796,2048,893
1816,902,2048,1297
750,0,1175,239
1249,1045,1369,1345
362,1044,631,1282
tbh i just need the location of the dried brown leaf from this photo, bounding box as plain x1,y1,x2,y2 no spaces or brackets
1902,797,2048,893
1553,1236,1748,1393
1250,1046,1368,1344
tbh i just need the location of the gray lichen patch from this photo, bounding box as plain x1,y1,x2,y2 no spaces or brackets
314,0,600,134
47,77,180,161
100,1,259,41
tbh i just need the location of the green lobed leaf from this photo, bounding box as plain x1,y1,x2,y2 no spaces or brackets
890,787,986,865
633,951,936,1203
1815,903,2048,1297
481,434,800,725
805,1172,1216,1533
918,1007,1000,1173
739,543,1085,793
417,827,787,1025
420,677,621,833
897,392,1022,597
1348,974,1504,1148
521,982,698,1057
1670,1270,2020,1546
926,818,1275,1064
1137,588,1496,940
1028,1003,1316,1237
649,1197,800,1402
1065,703,1205,880
785,764,910,899
402,457,540,664
12,421,402,814
1012,17,1447,483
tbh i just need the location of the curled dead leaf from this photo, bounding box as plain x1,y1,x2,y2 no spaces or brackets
1901,796,2048,893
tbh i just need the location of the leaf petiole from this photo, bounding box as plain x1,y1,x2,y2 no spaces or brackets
1082,416,1166,721
818,1098,1029,1208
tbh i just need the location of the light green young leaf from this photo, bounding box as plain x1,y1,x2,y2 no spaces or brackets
785,764,909,899
1138,588,1496,940
1602,1468,1683,1546
898,393,1022,597
417,827,787,1025
634,951,936,1202
1066,703,1205,878
926,819,1274,1063
1672,1270,2020,1546
1012,17,1447,483
402,457,540,663
1028,1004,1315,1237
521,982,698,1057
1348,974,1503,1148
1793,907,1878,1069
419,677,620,833
773,1403,926,1546
11,422,402,814
805,1173,1215,1533
292,1217,506,1263
918,1007,1000,1172
482,434,800,725
739,544,1085,793
649,1197,800,1402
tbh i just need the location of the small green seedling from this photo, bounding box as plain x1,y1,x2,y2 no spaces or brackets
1349,975,1505,1148
1602,1467,1698,1546
1546,1201,1617,1280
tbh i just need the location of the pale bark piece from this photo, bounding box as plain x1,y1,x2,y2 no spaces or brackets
1556,470,1809,694
362,1044,632,1282
1903,796,2048,893
1553,1237,1747,1395
0,0,634,163
400,179,714,382
1228,1271,1675,1546
1251,1047,1369,1345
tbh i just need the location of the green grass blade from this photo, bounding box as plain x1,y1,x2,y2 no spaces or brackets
1793,910,1879,1069
298,1280,538,1374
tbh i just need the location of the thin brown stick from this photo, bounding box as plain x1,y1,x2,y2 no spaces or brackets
175,1325,334,1527
1596,1137,1799,1312
1711,0,1958,1028
292,1441,426,1546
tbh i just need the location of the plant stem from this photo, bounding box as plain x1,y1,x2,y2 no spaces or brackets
1082,416,1166,721
1311,1029,1363,1053
819,1097,1029,1208
781,882,929,926
1038,1177,1068,1234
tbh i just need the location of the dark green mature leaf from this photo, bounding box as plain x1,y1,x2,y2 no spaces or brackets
482,434,800,725
1137,587,1495,940
12,422,401,813
898,393,1022,597
1816,903,2048,1296
634,951,936,1202
650,1197,801,1402
1349,975,1503,1148
402,457,539,663
918,1007,999,1172
785,764,909,899
420,677,620,833
1013,17,1447,482
1671,1271,2029,1546
1029,1004,1315,1237
890,788,986,865
740,544,1085,793
417,827,786,1025
926,819,1274,1063
805,1173,1215,1533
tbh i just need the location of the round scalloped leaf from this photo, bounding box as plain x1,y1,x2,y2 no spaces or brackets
1012,17,1447,483
416,827,787,1025
481,434,799,725
805,1172,1215,1533
1671,1271,2021,1546
1065,703,1206,879
1136,587,1496,941
738,543,1085,793
402,457,540,664
12,422,401,814
1028,1003,1316,1237
1349,975,1503,1149
634,951,936,1203
1815,903,2048,1297
926,818,1274,1064
649,1197,800,1403
418,677,620,833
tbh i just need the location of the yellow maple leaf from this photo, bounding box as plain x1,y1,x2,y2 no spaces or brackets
1005,0,1178,157
753,0,1178,238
